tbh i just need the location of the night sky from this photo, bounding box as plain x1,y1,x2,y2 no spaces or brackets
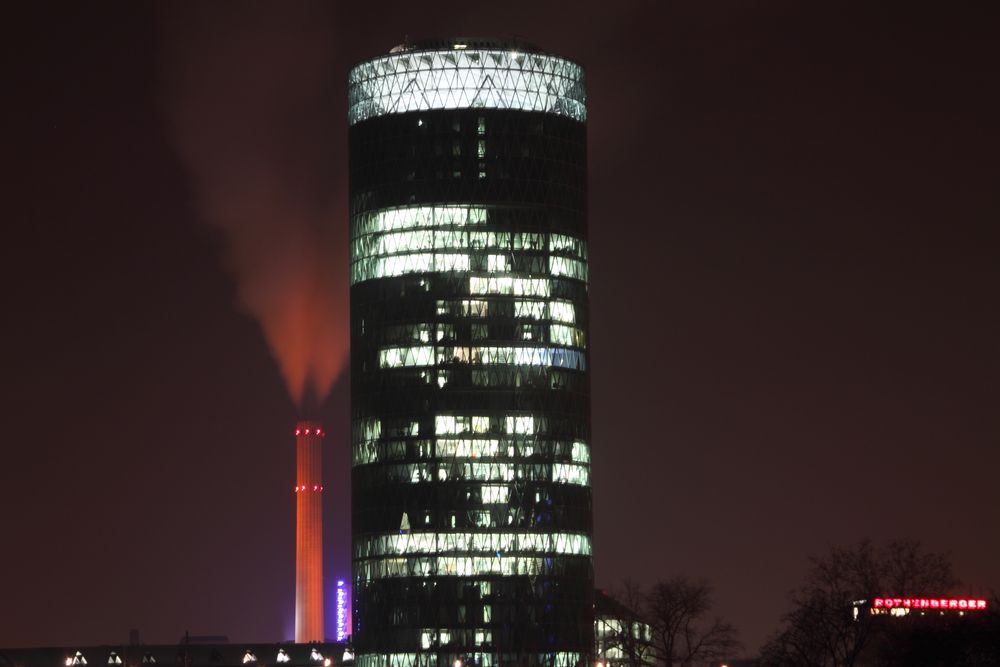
3,0,997,654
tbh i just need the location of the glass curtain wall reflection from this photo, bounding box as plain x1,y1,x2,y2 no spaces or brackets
349,37,592,667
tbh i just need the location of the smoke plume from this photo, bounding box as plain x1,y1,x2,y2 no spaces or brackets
158,4,347,406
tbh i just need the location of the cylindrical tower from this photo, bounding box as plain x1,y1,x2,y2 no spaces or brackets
349,38,592,667
295,420,325,643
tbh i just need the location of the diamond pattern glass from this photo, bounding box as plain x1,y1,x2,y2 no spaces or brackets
349,49,586,125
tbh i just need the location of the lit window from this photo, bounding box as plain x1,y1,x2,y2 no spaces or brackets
380,346,435,368
467,300,489,316
481,485,509,503
353,205,487,236
470,276,551,297
514,300,544,319
549,256,588,282
550,324,585,347
379,344,585,371
550,233,588,258
487,254,509,272
505,415,535,434
553,463,590,486
548,300,576,323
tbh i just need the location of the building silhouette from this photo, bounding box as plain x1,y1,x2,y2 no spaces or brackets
593,592,654,667
348,38,593,667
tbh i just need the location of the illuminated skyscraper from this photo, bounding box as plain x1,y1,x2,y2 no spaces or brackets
349,38,592,667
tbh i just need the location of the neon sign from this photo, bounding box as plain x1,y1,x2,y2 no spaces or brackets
336,580,348,641
872,598,987,610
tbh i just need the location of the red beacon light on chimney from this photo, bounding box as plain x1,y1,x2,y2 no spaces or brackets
294,485,326,493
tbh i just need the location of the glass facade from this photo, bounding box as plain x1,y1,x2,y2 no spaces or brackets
349,38,591,667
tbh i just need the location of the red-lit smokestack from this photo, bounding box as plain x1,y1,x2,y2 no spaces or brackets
294,420,324,643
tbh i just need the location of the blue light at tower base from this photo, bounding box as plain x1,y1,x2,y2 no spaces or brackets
336,580,348,642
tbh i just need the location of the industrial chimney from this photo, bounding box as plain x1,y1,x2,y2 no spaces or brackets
294,420,325,643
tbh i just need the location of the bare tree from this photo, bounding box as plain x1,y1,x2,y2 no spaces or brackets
760,539,959,667
645,576,741,667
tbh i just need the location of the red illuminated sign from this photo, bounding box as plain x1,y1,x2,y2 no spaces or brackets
872,598,987,610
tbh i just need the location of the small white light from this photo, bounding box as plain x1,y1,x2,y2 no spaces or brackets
453,44,467,50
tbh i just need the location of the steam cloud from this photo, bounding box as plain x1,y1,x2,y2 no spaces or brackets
158,4,347,407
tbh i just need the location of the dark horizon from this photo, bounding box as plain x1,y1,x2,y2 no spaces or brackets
3,0,997,655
